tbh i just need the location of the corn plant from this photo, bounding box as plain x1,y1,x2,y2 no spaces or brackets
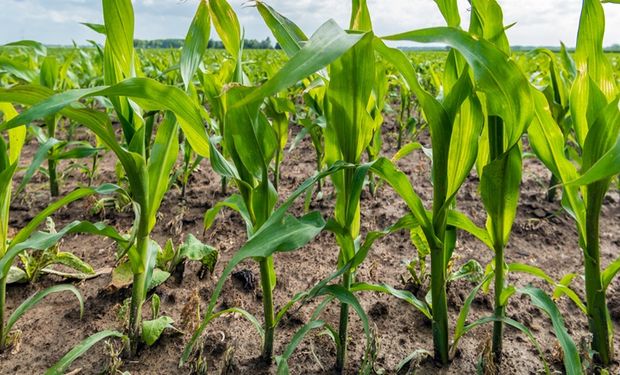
0,0,220,357
0,103,125,352
377,0,536,365
457,0,532,362
298,3,375,367
254,1,461,368
183,2,374,368
199,1,283,360
528,0,620,366
260,1,385,369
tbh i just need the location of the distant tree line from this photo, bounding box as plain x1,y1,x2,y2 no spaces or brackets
133,37,277,49
399,45,620,53
606,44,620,52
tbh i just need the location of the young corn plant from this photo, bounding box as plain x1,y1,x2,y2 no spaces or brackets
260,0,481,367
463,0,533,362
203,65,286,365
325,33,376,371
379,0,534,365
0,103,124,352
189,2,286,359
528,0,619,367
263,1,393,368
0,0,219,356
182,3,376,367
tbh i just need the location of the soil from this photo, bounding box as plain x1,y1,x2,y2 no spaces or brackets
0,110,618,375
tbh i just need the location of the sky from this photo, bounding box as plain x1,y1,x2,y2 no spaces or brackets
1,0,619,47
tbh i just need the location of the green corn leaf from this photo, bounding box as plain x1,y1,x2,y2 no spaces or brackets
146,112,179,230
447,209,493,249
391,142,426,162
5,284,83,338
445,87,484,202
368,158,437,248
0,58,37,82
236,20,366,108
350,0,372,31
255,1,308,57
384,27,533,147
531,48,569,109
181,0,211,90
0,103,25,164
3,40,47,56
45,330,126,375
206,136,241,181
559,42,577,78
574,0,617,101
480,144,522,248
317,284,372,351
50,145,101,160
520,287,582,375
603,257,620,290
276,320,325,374
0,78,211,158
102,0,134,78
568,134,619,187
14,137,61,197
568,98,620,186
508,263,586,313
192,306,264,341
204,193,253,235
570,0,618,148
350,282,430,319
81,22,107,35
324,32,375,165
39,56,59,89
8,184,121,249
452,273,494,352
208,0,242,60
469,0,510,53
527,88,586,233
225,86,278,180
433,0,461,27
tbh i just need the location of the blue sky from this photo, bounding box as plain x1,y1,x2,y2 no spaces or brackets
1,0,619,47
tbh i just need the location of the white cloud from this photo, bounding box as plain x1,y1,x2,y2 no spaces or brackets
0,0,619,47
